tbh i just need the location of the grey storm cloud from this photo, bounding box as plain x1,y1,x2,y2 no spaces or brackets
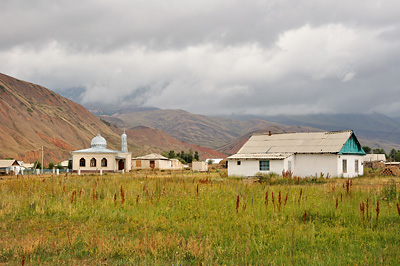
0,0,399,115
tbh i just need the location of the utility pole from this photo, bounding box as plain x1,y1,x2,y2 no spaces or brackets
41,146,44,174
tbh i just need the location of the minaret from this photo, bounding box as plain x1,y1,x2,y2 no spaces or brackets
121,129,128,152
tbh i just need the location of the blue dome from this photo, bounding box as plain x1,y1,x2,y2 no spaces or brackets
91,133,107,148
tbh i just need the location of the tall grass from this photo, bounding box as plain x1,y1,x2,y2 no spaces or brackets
0,172,400,265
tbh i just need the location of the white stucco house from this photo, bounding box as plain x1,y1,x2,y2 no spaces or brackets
227,130,366,178
71,131,132,173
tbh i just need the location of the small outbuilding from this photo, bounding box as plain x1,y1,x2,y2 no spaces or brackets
192,161,209,172
132,154,183,170
227,130,366,178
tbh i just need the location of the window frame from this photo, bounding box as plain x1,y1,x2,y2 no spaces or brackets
79,158,86,167
90,158,97,167
259,160,270,171
355,159,359,173
101,158,107,167
342,159,347,173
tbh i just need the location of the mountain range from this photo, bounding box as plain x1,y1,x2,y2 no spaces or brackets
0,73,226,163
2,72,399,165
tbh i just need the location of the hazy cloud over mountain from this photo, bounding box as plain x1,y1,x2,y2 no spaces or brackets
1,0,399,115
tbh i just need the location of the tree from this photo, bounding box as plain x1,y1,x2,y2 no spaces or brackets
362,146,371,154
168,150,175,159
48,162,55,169
389,149,397,160
194,151,199,161
33,160,41,169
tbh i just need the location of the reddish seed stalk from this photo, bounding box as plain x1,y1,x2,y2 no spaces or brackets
396,202,400,217
265,190,269,210
284,193,288,207
120,186,125,205
236,195,240,214
360,201,365,221
22,254,25,266
272,192,275,211
336,198,338,210
136,194,140,204
278,191,282,212
298,189,303,205
376,200,380,222
340,193,343,203
303,210,307,224
196,184,199,197
114,193,117,205
71,190,77,204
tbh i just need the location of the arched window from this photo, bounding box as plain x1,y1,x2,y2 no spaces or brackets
79,158,86,167
90,158,96,167
101,158,107,167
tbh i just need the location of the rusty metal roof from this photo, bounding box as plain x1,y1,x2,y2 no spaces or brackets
235,130,353,155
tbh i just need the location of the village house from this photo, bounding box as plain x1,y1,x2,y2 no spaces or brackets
227,130,366,178
0,159,21,175
70,131,132,173
132,154,184,170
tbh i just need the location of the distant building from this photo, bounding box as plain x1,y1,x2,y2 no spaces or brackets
71,131,132,173
192,161,209,172
132,154,183,170
364,154,386,162
227,130,366,178
0,160,21,175
205,158,224,164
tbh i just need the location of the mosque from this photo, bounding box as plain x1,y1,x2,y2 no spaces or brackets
70,131,132,173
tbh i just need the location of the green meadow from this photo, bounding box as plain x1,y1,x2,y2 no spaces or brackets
1,171,400,265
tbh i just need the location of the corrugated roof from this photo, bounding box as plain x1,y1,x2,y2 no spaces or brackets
237,130,353,155
135,154,169,160
228,153,292,160
0,160,19,168
71,147,119,154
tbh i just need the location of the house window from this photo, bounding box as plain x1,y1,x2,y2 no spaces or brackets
260,160,270,171
237,161,241,166
101,158,107,167
79,158,86,167
355,159,359,173
90,158,96,167
342,159,347,173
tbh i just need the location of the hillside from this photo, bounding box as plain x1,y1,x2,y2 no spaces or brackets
0,73,227,164
126,126,227,160
100,109,287,149
0,73,122,164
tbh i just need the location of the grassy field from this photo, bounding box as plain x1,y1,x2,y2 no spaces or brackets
1,170,400,265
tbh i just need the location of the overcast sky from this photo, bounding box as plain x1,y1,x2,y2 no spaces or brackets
1,0,399,116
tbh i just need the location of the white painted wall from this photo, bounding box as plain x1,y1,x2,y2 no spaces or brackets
72,153,117,172
337,155,364,178
228,154,365,178
228,159,285,177
192,161,208,172
293,154,338,177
